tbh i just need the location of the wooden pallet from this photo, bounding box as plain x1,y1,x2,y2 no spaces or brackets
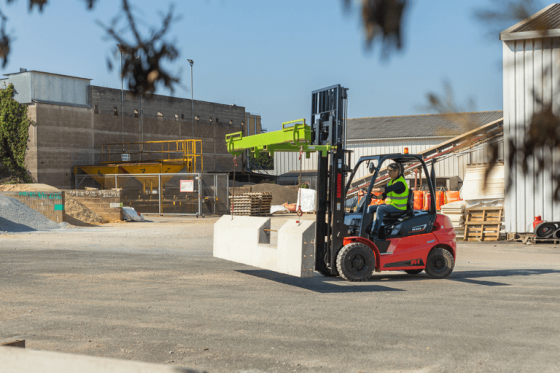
464,207,503,241
231,192,272,216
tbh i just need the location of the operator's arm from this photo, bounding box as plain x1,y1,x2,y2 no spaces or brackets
380,181,406,199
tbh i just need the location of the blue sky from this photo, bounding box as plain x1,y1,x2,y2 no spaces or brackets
1,0,554,131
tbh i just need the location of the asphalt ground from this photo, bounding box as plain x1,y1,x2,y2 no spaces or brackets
1,216,559,373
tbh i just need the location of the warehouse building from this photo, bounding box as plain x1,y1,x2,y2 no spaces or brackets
1,69,257,188
274,111,504,183
501,3,560,233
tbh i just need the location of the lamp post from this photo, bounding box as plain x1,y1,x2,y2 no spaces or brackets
117,44,126,145
188,59,194,138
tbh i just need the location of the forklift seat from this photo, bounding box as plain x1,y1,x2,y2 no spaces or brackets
382,192,414,225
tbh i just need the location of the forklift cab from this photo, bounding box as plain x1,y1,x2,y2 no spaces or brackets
344,154,437,244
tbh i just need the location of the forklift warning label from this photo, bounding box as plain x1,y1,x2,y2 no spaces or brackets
180,180,194,193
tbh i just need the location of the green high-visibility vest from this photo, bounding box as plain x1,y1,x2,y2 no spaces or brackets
385,175,409,210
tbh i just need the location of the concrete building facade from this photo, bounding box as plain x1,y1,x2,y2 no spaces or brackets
2,70,251,188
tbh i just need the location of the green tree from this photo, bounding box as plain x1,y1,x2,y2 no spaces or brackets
0,84,32,182
248,152,274,171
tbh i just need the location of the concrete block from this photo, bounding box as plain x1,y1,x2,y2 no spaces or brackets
277,220,315,277
0,346,201,373
213,216,316,278
213,215,271,268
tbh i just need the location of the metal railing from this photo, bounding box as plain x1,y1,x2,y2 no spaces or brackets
74,173,229,216
100,139,203,173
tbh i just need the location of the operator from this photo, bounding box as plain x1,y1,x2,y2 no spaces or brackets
367,163,409,238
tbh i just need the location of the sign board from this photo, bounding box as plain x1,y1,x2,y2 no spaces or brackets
121,154,130,161
180,180,194,193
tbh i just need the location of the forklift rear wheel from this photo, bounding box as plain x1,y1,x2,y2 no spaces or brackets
336,243,375,282
404,269,423,275
425,248,454,279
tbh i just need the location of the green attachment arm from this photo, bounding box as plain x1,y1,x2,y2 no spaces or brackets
225,119,333,158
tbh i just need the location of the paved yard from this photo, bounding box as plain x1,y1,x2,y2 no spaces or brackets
1,216,559,372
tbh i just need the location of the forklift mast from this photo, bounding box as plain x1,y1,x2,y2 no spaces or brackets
225,85,349,275
311,85,349,275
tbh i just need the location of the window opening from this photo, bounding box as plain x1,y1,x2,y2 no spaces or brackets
134,109,139,118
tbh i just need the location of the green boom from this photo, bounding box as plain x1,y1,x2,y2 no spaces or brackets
225,119,333,158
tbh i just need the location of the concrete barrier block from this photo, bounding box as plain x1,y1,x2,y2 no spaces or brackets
213,215,271,268
0,346,201,373
277,220,316,277
213,216,316,278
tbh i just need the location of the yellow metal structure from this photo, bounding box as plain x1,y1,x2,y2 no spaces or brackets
74,139,203,190
100,139,203,171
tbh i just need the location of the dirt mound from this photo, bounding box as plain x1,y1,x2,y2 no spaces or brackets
250,183,299,204
0,184,36,191
64,199,108,226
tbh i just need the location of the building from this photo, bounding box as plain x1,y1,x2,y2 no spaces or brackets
273,111,504,183
500,3,560,233
1,69,258,188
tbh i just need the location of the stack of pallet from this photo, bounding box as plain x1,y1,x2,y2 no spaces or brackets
440,201,466,238
464,207,503,241
230,192,272,216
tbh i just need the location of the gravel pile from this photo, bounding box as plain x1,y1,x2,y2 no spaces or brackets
0,194,61,233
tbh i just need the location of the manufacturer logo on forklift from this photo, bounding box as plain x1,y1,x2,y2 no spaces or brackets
411,224,427,232
336,173,342,199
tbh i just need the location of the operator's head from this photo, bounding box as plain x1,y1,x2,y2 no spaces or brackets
387,163,401,180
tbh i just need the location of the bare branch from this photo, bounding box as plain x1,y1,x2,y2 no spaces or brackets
98,0,181,96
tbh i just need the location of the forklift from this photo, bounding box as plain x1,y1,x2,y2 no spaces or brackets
226,85,456,282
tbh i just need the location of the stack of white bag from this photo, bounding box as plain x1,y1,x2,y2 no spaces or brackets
440,200,466,238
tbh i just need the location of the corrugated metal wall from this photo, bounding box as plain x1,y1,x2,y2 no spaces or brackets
503,38,560,233
273,137,503,182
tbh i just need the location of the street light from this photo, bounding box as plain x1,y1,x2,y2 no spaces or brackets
117,44,126,145
188,59,194,138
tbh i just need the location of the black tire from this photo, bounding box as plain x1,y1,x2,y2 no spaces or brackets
336,243,375,282
425,248,454,279
535,222,556,238
404,269,423,275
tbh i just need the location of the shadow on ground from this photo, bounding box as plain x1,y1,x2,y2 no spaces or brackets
0,216,37,233
237,268,560,292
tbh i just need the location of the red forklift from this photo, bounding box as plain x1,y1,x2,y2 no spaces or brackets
228,85,457,281
307,85,456,281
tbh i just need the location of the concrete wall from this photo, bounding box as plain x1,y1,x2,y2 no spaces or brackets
65,189,122,222
24,86,246,189
89,86,244,174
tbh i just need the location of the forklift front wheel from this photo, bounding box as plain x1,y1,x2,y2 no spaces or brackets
424,247,454,279
336,243,375,282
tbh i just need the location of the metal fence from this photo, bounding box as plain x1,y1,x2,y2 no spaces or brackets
74,173,229,216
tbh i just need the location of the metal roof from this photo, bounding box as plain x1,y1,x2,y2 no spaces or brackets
500,3,560,41
347,111,503,140
2,70,92,80
513,4,560,32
